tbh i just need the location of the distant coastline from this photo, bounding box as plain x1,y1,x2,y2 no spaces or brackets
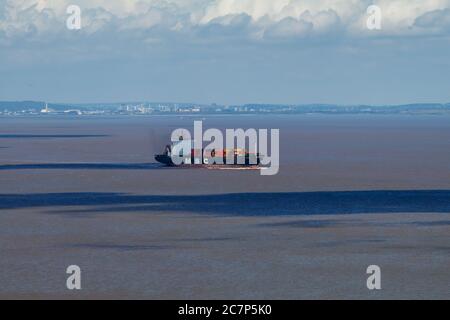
1,100,450,116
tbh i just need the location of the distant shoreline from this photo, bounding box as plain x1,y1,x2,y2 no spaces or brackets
1,101,450,117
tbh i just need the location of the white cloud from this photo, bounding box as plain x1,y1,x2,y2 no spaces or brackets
1,0,450,40
200,0,450,37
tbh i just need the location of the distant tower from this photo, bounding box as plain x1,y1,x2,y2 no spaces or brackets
41,102,50,113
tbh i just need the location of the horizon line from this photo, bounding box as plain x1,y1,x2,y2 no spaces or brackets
1,100,450,108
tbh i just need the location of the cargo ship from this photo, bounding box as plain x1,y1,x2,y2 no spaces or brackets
155,140,262,167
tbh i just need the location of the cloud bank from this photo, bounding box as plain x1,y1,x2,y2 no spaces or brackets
1,0,450,42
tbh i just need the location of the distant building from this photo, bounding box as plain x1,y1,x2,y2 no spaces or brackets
40,103,55,114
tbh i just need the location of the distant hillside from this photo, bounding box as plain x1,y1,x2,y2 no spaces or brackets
0,101,44,110
0,101,75,111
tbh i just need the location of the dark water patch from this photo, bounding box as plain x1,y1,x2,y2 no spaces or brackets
66,243,172,251
315,239,386,248
0,163,164,171
259,219,341,228
170,237,236,242
364,220,450,228
381,245,450,253
347,239,386,243
1,190,450,217
0,134,109,139
410,220,450,227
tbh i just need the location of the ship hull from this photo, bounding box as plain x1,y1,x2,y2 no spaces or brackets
154,154,175,166
154,154,261,167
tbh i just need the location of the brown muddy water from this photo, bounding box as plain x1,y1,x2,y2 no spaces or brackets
0,114,449,299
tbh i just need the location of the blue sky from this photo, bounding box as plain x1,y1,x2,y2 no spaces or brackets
1,0,450,105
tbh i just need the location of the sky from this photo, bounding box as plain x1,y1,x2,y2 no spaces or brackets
1,0,450,105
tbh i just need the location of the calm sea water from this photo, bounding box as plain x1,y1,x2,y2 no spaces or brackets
1,114,450,194
1,114,449,299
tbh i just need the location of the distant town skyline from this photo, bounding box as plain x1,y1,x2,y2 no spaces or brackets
1,1,450,105
2,100,450,117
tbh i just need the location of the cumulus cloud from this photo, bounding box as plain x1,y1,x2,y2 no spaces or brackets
1,0,450,41
414,8,450,32
199,0,450,37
